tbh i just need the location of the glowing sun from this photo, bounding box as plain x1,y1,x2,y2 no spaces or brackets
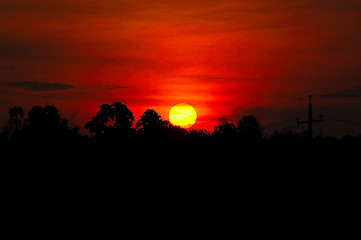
169,103,197,128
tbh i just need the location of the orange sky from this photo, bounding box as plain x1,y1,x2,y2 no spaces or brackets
1,0,361,137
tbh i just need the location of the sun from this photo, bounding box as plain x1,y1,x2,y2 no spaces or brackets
169,103,197,128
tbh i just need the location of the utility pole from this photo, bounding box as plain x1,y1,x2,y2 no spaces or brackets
297,95,323,140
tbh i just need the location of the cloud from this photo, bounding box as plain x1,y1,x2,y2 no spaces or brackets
6,81,75,92
322,86,361,98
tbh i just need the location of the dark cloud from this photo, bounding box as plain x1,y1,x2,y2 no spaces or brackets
322,86,361,98
3,82,131,96
6,81,75,92
0,37,73,63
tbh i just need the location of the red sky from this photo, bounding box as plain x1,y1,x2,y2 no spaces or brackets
1,0,361,137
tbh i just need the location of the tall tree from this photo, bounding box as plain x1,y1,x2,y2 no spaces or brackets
136,109,164,136
86,102,134,137
237,115,262,140
112,102,134,129
8,107,24,133
85,115,105,138
26,105,68,133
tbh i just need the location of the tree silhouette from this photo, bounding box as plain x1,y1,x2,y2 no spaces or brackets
237,115,262,140
8,105,84,149
25,106,69,136
86,102,134,137
27,106,64,129
97,104,113,127
85,115,106,138
136,109,163,130
136,109,165,136
8,107,24,134
112,102,134,129
212,114,237,137
213,122,237,137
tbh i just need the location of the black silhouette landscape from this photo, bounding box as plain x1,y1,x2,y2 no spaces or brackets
1,102,359,236
2,0,361,237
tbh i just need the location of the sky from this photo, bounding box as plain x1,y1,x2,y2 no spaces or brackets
1,0,361,137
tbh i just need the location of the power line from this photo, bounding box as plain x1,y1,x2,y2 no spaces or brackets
324,118,361,124
257,95,360,138
247,96,306,114
263,118,297,129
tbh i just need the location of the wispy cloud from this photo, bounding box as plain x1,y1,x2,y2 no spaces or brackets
6,81,75,92
322,86,361,98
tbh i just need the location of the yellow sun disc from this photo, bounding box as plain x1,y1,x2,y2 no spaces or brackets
169,103,197,128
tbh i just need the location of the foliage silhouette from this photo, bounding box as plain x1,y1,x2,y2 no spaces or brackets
112,102,134,129
86,102,134,137
22,106,82,146
27,106,63,129
213,121,237,137
237,115,262,141
189,129,211,138
2,105,82,147
136,109,166,136
136,109,163,129
85,114,105,137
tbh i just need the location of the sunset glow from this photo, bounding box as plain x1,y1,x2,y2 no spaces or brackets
0,0,360,137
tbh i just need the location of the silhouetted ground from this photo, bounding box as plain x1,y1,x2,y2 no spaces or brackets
1,133,360,237
1,105,360,236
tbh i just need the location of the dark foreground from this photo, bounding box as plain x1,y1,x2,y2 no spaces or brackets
1,134,360,237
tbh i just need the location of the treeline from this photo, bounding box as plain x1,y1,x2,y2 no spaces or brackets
1,101,360,145
84,102,265,142
1,101,360,170
0,102,264,146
